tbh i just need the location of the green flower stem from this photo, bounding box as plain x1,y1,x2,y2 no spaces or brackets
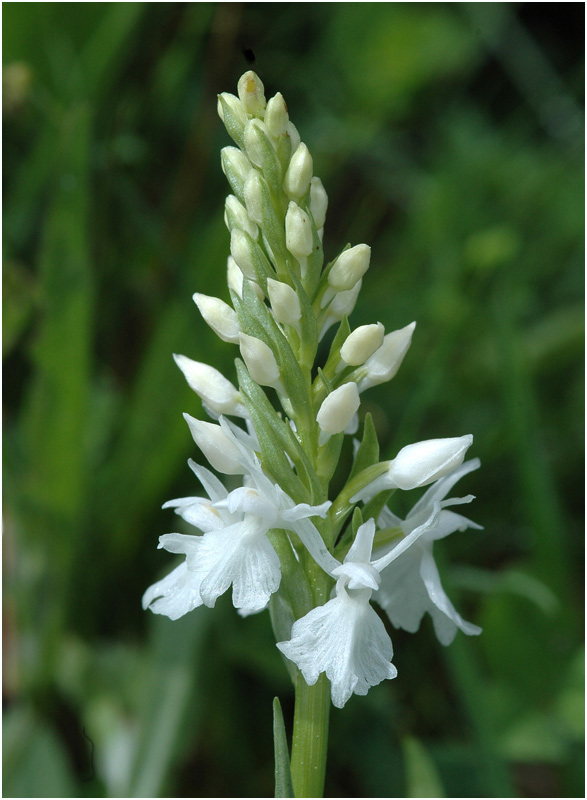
289,556,332,798
290,671,331,798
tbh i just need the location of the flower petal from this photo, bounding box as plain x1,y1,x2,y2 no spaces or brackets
197,523,281,611
142,562,203,620
277,587,397,708
374,546,430,634
408,458,481,520
187,459,229,503
419,549,482,644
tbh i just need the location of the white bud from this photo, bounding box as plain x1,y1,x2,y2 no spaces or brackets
183,414,245,474
243,171,264,226
224,194,258,239
227,255,244,297
330,280,362,316
309,177,328,229
358,322,416,391
221,147,253,195
267,278,301,326
174,355,246,417
284,142,313,198
230,228,257,280
237,70,266,116
328,244,371,291
264,92,289,137
389,435,474,490
192,293,240,344
341,323,385,366
319,280,363,340
244,118,273,169
239,332,280,387
287,121,300,152
317,382,360,436
217,93,248,127
285,201,313,259
227,257,264,301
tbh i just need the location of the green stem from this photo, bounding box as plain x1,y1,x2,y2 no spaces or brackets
290,672,331,798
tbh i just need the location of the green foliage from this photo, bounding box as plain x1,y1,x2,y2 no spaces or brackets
3,3,583,798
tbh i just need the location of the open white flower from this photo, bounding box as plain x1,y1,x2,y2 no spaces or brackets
373,459,483,645
143,418,335,617
277,509,442,708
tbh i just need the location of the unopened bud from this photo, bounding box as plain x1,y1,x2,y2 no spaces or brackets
389,435,474,490
239,332,280,387
230,229,258,281
265,92,289,137
192,293,240,344
243,171,264,226
221,146,253,201
358,322,416,391
224,194,258,239
317,382,360,435
285,201,313,260
341,323,385,366
244,118,274,169
319,280,363,340
217,93,248,148
309,177,328,229
227,255,244,298
284,142,313,199
287,121,301,152
174,355,246,416
267,278,301,326
237,70,266,116
328,244,371,291
227,257,264,301
183,414,245,474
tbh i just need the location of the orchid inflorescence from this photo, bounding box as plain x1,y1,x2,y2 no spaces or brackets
143,70,481,711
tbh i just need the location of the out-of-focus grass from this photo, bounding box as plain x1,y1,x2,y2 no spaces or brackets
3,3,584,797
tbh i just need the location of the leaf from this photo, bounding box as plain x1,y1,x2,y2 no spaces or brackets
3,707,80,798
349,413,380,482
273,697,295,798
236,359,309,501
402,736,445,798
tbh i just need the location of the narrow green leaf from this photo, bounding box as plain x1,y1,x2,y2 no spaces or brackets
348,413,380,482
273,697,295,798
236,359,309,500
21,104,93,520
402,736,444,798
235,283,315,434
351,506,364,536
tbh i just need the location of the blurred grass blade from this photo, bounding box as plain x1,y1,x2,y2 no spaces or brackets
129,611,211,797
401,736,444,798
21,104,93,519
273,697,295,798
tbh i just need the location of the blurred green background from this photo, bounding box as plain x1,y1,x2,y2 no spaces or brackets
3,3,584,797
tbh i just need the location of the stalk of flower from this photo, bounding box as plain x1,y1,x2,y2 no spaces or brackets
143,69,482,798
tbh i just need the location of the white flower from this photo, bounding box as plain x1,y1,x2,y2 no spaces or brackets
143,419,335,617
373,459,483,645
277,509,441,708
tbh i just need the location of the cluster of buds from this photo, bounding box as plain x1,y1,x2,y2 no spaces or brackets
144,71,481,710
